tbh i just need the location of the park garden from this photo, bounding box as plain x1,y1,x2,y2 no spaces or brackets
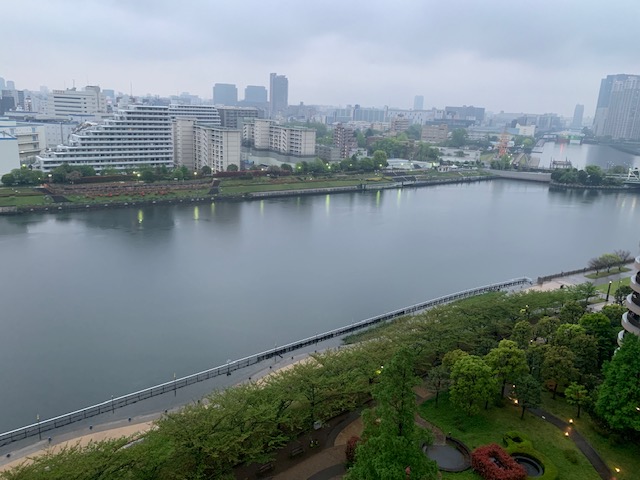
2,285,639,479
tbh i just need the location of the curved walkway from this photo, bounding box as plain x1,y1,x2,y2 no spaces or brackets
529,408,613,480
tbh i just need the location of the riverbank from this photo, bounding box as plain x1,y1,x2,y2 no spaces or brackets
549,181,635,191
1,173,496,216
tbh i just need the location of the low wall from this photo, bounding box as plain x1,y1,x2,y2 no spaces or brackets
488,170,551,183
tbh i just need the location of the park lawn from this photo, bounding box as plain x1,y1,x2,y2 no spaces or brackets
585,268,631,279
596,277,630,294
219,178,371,195
442,470,481,480
66,189,211,203
540,392,639,480
419,393,600,480
0,194,51,206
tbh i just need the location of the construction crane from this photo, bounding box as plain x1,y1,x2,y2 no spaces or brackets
498,129,510,157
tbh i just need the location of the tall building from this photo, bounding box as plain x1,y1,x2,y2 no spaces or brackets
194,125,241,172
0,118,47,164
0,128,20,177
244,85,268,104
333,123,357,159
213,83,238,106
45,86,107,119
0,77,5,90
421,124,448,144
6,80,15,90
244,119,315,156
413,95,424,111
269,73,288,118
168,104,221,124
619,255,640,345
593,74,640,139
216,106,259,129
35,105,173,173
445,105,485,125
571,104,584,130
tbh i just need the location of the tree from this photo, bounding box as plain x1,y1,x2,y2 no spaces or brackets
513,374,541,419
552,324,599,378
588,256,606,274
614,285,632,306
585,165,604,185
347,348,438,480
449,128,468,148
406,124,422,141
558,300,585,324
484,340,529,396
227,164,239,172
534,316,560,343
450,355,496,415
1,173,15,186
565,382,589,418
425,364,449,407
140,168,155,183
280,163,293,173
596,334,640,432
579,312,617,366
510,320,533,349
372,150,388,169
613,249,631,269
541,346,578,399
200,165,212,175
569,282,598,306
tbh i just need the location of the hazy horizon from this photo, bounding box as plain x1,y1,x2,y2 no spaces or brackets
3,0,640,117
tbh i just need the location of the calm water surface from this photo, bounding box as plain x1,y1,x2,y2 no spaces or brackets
0,180,638,431
536,142,640,170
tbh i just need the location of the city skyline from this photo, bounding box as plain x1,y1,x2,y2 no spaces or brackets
2,0,639,116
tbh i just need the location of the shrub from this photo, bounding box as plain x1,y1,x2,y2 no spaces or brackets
472,443,527,480
345,435,360,466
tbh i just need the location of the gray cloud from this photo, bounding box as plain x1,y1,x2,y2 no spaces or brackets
2,0,639,116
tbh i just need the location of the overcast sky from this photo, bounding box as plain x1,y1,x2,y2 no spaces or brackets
3,0,639,117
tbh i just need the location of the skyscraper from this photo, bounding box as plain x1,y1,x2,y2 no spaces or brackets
244,85,268,104
593,74,640,140
269,73,288,118
413,95,424,111
213,83,238,106
571,104,584,130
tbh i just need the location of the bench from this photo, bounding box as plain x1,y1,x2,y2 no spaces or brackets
290,444,304,458
258,462,274,476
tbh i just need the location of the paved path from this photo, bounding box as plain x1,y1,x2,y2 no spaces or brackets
530,408,613,480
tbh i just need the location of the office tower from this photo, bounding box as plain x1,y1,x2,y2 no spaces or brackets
244,85,268,103
593,74,640,140
269,73,288,118
168,104,221,124
571,104,584,129
213,83,238,106
6,80,15,90
45,86,107,118
0,77,5,89
36,105,173,172
413,95,424,111
215,106,259,129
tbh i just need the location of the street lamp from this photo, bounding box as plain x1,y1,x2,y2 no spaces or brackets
606,281,612,302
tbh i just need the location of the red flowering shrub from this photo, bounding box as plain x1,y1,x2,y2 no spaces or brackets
345,435,360,466
471,443,527,480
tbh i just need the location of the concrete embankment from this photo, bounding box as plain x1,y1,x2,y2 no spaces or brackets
5,175,497,215
487,169,551,183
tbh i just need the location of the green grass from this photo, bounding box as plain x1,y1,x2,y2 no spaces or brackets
0,194,52,206
540,392,639,480
585,268,631,279
596,277,631,294
419,393,600,480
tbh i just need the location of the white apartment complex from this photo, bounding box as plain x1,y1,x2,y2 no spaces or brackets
244,119,315,156
195,125,241,173
44,86,107,119
0,118,47,164
0,131,20,176
35,105,173,173
168,104,221,125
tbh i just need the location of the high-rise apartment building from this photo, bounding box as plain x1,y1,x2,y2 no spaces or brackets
216,106,259,129
619,255,640,345
168,104,221,124
213,83,238,106
593,74,640,140
269,73,288,118
244,119,315,156
35,105,173,173
0,119,46,164
333,123,357,159
571,104,584,130
194,125,241,172
413,95,424,111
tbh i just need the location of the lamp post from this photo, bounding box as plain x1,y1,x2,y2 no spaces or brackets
606,280,612,302
37,414,41,440
174,373,177,397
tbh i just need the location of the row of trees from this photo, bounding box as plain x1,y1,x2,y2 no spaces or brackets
1,168,43,186
588,250,631,273
551,165,621,186
4,286,637,479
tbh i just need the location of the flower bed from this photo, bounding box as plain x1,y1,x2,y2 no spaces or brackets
472,443,527,480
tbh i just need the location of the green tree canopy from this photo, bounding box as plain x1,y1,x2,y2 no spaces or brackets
450,355,496,415
596,334,640,432
484,339,529,396
565,382,589,418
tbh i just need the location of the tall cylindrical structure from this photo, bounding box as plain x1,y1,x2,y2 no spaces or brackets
619,255,640,345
